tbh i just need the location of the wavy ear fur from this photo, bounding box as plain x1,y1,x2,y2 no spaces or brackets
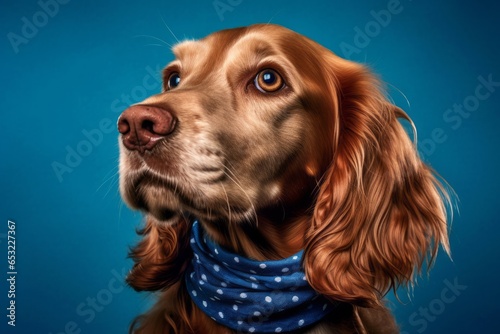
126,215,191,291
304,58,450,307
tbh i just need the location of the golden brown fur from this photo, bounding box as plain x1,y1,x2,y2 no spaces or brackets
118,24,450,333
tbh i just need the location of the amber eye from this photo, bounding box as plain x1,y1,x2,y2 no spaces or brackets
254,69,284,93
167,72,181,90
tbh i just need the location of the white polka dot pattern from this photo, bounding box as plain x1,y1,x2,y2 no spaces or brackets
185,221,335,333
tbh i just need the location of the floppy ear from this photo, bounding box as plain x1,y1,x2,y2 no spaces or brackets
127,215,191,291
304,59,450,307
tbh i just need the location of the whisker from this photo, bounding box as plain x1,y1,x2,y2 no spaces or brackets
103,175,120,199
96,166,120,193
144,43,170,48
220,183,232,223
160,15,180,43
312,167,328,194
266,9,283,24
133,34,173,48
223,161,258,226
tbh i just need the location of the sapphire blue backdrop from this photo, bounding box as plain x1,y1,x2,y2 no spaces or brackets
1,0,499,333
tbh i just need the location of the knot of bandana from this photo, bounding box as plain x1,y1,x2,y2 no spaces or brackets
185,221,336,333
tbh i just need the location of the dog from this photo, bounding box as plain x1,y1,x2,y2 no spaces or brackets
117,24,450,333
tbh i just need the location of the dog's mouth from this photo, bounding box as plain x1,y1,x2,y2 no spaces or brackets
122,171,195,220
120,169,254,223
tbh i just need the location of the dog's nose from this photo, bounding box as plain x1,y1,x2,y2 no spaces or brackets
118,105,176,152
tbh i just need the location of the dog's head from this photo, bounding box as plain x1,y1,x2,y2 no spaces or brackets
118,24,337,223
118,24,450,307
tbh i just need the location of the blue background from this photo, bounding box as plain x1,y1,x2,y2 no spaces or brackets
1,0,499,333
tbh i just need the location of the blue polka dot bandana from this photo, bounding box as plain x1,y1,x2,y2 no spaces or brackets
185,221,336,333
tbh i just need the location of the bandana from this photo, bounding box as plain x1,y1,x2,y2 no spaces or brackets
185,221,336,333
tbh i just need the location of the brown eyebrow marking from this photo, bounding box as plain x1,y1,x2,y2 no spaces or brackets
169,28,252,84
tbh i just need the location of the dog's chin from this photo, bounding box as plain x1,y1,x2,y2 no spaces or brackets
120,176,180,222
127,198,184,225
140,200,255,225
121,178,255,225
146,200,255,225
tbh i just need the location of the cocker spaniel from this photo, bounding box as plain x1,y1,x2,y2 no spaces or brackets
117,24,450,333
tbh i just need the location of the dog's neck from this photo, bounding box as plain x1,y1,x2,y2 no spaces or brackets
198,170,319,261
200,204,311,261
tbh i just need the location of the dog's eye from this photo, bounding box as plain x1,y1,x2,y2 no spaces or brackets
254,69,284,93
167,72,181,90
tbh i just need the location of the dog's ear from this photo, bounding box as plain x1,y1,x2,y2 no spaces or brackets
127,215,191,291
303,58,450,307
